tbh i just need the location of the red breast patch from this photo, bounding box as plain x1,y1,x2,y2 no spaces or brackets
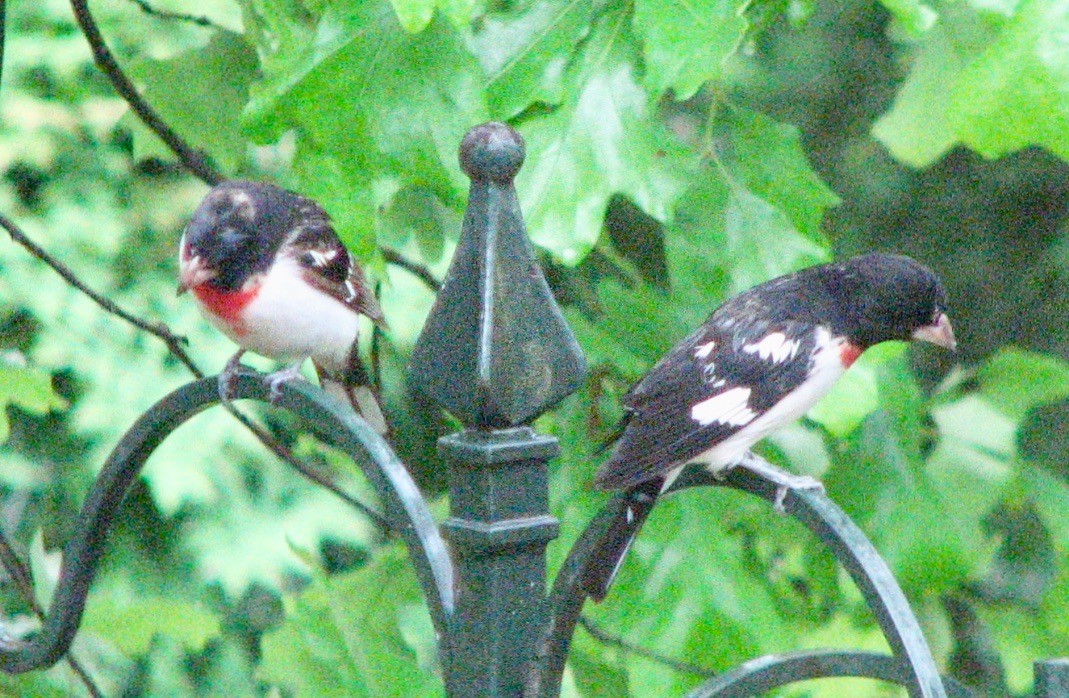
192,283,260,335
840,343,863,368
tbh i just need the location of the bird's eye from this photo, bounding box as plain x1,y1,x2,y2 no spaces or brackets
301,252,318,266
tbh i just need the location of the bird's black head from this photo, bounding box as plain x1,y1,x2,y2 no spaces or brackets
179,181,303,292
821,253,955,350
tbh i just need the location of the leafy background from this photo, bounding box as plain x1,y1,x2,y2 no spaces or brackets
1,0,1068,695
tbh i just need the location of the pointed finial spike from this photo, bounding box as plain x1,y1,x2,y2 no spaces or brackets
459,122,525,183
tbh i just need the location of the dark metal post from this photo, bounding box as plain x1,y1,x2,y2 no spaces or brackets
410,123,586,696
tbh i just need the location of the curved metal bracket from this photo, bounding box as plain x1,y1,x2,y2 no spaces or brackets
0,373,454,674
530,464,949,698
684,650,973,697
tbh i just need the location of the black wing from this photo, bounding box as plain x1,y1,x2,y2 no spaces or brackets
594,314,821,490
286,200,385,326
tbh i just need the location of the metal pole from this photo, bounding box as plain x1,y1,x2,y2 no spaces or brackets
409,122,587,696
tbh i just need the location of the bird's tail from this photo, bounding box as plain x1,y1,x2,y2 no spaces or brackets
580,476,664,602
314,358,388,436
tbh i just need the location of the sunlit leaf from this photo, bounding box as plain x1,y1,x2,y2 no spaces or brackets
82,596,222,655
244,1,488,252
473,0,597,118
518,6,694,263
633,0,748,99
0,356,66,443
714,105,840,242
979,348,1069,420
880,0,939,38
875,0,1069,166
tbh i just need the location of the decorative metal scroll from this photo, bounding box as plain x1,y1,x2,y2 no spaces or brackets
530,464,957,698
0,373,454,674
685,650,973,697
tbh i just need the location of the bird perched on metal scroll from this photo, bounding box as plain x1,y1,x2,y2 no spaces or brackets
177,180,388,434
583,253,956,601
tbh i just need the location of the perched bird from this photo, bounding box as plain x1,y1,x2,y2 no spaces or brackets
178,180,388,433
583,253,956,601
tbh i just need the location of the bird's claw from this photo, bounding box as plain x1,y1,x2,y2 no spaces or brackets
736,452,825,513
771,476,824,512
264,363,304,403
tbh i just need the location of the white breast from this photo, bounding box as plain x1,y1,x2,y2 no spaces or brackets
223,256,360,372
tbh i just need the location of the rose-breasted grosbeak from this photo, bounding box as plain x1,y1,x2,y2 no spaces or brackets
178,180,387,434
583,253,956,601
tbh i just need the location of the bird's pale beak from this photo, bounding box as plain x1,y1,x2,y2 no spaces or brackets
912,312,956,351
177,255,215,296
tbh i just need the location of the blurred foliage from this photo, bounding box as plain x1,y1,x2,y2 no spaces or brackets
0,0,1066,695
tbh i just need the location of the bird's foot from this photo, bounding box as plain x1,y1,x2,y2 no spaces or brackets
218,351,248,403
264,362,305,403
735,452,825,513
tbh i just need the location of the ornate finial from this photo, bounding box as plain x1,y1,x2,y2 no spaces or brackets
409,123,587,429
459,122,525,182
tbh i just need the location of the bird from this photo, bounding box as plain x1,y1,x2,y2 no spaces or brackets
177,180,388,434
582,253,956,601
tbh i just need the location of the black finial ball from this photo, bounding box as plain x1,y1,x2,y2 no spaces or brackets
459,122,525,182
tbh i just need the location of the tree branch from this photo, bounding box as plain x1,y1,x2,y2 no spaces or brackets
0,212,391,532
123,0,222,29
69,0,222,185
0,212,195,368
578,616,717,678
382,247,441,292
1,0,7,91
0,530,103,697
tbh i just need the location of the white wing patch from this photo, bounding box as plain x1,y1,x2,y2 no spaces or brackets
691,387,758,427
304,249,338,267
694,341,716,359
742,332,801,363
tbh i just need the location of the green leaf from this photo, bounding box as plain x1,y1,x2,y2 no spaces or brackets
715,105,840,242
124,31,259,172
0,357,66,443
979,347,1069,420
719,183,828,293
244,1,488,250
633,0,748,99
389,0,437,32
389,0,482,30
517,6,694,263
879,0,939,38
473,0,598,118
875,0,1069,166
260,546,442,697
82,596,222,655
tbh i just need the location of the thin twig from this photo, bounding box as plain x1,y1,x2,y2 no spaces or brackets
0,0,6,90
223,405,392,530
123,0,221,29
382,247,441,292
69,0,222,185
0,212,195,369
0,212,391,532
577,616,717,678
0,531,104,697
